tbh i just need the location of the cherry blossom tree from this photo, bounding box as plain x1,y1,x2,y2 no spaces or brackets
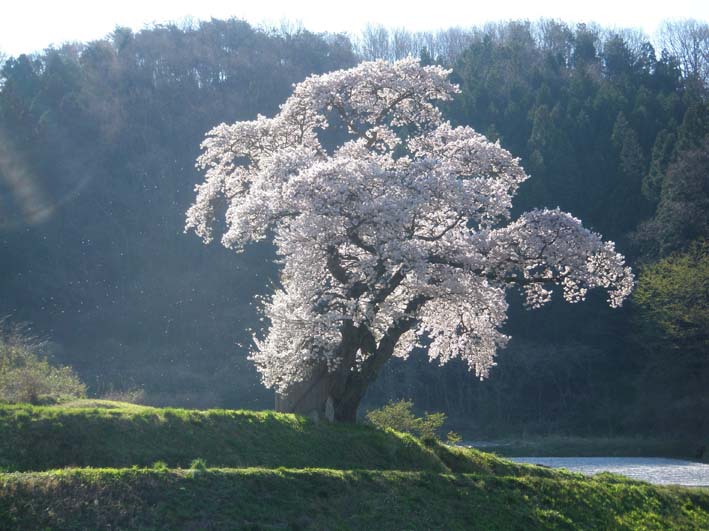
186,59,634,422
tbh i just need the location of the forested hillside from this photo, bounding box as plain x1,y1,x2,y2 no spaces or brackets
1,19,706,437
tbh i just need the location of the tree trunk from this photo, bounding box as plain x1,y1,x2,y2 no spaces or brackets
274,361,370,422
274,312,421,422
332,386,366,422
276,357,375,423
275,365,337,421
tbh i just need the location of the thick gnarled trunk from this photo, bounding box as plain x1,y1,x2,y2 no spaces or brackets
274,366,368,422
275,331,371,422
275,312,420,422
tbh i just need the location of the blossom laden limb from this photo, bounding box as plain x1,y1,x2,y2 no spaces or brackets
186,58,634,401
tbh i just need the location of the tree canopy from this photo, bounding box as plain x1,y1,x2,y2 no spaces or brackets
187,59,633,420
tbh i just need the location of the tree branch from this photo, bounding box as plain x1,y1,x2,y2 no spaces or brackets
372,265,407,306
362,295,429,381
326,245,350,284
426,253,565,285
415,215,464,241
347,228,377,254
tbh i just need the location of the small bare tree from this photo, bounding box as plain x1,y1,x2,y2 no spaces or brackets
658,19,709,88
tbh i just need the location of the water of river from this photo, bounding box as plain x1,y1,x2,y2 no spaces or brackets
508,457,709,487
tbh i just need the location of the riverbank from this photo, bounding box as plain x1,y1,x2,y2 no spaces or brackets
509,457,709,487
463,436,709,463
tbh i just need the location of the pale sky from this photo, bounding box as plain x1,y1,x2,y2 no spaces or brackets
1,0,708,57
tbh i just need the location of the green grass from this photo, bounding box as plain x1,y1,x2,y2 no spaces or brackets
0,401,450,473
57,398,153,410
1,467,708,530
0,402,707,530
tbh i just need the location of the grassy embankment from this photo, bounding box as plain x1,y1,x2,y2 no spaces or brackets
0,400,708,530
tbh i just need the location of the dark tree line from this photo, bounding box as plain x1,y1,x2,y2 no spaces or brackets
361,20,709,437
0,18,707,437
0,20,355,407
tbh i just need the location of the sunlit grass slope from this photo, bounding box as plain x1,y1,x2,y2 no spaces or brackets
2,468,708,530
0,401,451,472
0,401,707,530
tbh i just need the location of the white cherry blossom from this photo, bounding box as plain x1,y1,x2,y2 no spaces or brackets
186,58,634,421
